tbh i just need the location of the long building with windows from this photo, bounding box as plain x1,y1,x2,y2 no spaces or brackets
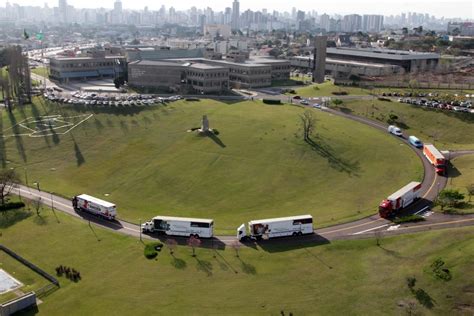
49,55,126,83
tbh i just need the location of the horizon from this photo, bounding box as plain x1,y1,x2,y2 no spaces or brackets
2,0,473,19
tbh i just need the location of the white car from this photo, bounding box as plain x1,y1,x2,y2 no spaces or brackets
300,100,309,105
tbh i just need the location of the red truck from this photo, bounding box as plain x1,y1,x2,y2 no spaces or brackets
423,144,447,175
379,182,422,218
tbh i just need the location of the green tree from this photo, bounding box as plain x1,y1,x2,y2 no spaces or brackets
437,189,465,210
0,169,19,206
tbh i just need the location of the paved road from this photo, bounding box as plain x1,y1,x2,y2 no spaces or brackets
10,98,474,247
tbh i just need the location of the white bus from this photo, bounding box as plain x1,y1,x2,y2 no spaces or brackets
237,215,314,241
141,216,214,238
72,194,117,220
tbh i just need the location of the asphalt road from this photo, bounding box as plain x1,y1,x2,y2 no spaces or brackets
10,100,474,247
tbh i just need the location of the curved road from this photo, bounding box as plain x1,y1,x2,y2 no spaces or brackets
10,101,474,246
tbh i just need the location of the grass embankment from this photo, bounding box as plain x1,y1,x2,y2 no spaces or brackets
31,67,48,78
442,155,474,214
0,97,421,231
0,208,473,315
336,99,474,150
289,81,371,97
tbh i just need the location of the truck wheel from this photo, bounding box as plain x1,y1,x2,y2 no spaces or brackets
292,232,297,237
298,232,303,236
194,234,200,239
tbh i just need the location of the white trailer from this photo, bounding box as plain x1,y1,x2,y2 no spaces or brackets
72,194,117,220
141,216,214,238
237,215,314,241
378,181,422,218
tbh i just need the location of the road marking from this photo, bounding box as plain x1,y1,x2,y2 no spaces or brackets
351,224,389,235
422,174,438,199
414,205,430,215
319,217,385,235
393,218,474,232
386,225,400,231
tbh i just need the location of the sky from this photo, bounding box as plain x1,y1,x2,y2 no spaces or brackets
3,0,474,19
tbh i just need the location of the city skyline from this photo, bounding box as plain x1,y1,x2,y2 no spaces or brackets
3,0,473,19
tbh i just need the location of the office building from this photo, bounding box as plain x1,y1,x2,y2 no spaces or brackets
231,0,240,30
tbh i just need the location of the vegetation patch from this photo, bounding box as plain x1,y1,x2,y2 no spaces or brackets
393,214,425,224
144,242,163,259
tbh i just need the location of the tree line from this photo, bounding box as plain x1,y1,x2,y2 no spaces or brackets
0,46,32,110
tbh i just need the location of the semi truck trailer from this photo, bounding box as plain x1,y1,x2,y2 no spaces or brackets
72,194,117,220
423,144,447,175
237,215,313,241
141,216,214,238
378,182,422,218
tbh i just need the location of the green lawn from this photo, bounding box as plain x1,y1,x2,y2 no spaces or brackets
0,98,422,231
290,81,372,97
442,154,474,213
31,67,48,78
336,99,474,150
0,208,473,315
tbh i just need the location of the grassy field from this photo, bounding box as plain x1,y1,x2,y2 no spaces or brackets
442,154,474,213
289,81,371,97
0,208,473,315
0,98,421,231
336,99,474,150
31,67,48,78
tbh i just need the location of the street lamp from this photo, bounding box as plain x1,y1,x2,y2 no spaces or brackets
33,182,40,191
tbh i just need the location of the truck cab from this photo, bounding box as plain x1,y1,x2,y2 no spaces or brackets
141,221,154,233
435,165,446,175
378,200,393,218
237,224,247,241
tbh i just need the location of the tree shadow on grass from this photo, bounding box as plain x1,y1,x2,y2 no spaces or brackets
6,111,27,163
70,135,85,166
213,250,238,274
238,257,257,275
194,257,213,276
0,111,6,168
306,137,360,175
0,209,32,228
170,256,187,270
33,214,48,226
414,288,436,309
94,118,104,133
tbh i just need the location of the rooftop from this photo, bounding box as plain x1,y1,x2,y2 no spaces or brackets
326,47,440,60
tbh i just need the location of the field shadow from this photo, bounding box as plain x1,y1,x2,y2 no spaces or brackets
70,104,148,117
145,234,227,250
394,198,432,217
0,111,6,168
70,135,85,166
170,255,187,270
206,132,226,148
213,250,239,274
0,209,32,228
447,161,461,178
255,233,330,253
94,118,105,132
237,257,257,275
6,111,27,163
306,137,360,175
194,257,213,276
414,288,436,309
73,209,124,231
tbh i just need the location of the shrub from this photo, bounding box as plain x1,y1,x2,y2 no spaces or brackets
0,202,25,211
332,91,348,96
213,129,220,136
262,99,282,105
430,258,452,281
144,242,163,259
332,99,343,106
393,215,425,224
378,97,392,102
406,276,417,289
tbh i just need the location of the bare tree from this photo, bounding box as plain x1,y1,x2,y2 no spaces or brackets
187,236,201,257
299,110,316,142
374,230,383,246
231,240,241,258
165,238,178,255
0,169,19,206
466,184,474,202
32,196,41,216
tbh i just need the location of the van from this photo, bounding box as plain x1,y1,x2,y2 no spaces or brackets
408,136,423,148
388,125,402,137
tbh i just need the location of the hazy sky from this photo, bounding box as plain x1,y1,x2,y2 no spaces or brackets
4,0,474,19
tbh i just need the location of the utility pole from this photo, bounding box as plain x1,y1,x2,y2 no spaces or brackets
139,218,142,242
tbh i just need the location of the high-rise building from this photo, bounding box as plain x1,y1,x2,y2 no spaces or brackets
341,14,362,32
320,13,330,31
313,35,327,83
58,0,67,23
231,0,240,30
112,0,122,24
362,15,384,32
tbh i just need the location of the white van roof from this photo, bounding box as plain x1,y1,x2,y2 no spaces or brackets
77,194,116,208
151,216,214,224
249,215,312,225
